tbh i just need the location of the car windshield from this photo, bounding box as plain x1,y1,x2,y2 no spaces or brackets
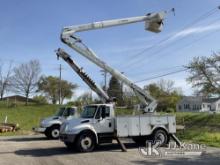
81,106,97,118
55,107,66,116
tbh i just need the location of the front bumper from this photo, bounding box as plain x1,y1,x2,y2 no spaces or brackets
60,133,76,143
32,127,46,133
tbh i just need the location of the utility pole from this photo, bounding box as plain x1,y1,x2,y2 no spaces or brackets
121,72,124,99
100,69,107,92
59,64,62,105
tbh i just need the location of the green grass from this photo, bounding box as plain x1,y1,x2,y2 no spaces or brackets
175,112,220,147
0,103,59,136
0,102,220,147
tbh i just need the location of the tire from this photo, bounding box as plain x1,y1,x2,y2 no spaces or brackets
152,129,169,147
45,125,60,139
76,131,96,152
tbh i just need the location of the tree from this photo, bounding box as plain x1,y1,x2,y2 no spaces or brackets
0,61,12,100
12,60,41,105
123,87,139,108
38,76,77,104
77,92,93,105
60,80,78,103
186,54,220,96
107,76,124,106
33,95,48,105
144,79,182,112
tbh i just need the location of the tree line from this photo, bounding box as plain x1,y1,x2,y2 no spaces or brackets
0,60,77,105
1,52,219,110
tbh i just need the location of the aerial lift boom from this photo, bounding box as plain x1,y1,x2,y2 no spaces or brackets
60,11,170,112
56,48,111,103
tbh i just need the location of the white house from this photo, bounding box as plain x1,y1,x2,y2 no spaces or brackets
176,96,220,113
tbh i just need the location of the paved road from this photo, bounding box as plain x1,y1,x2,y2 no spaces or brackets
0,135,220,165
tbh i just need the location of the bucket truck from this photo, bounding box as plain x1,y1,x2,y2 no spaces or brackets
58,10,180,152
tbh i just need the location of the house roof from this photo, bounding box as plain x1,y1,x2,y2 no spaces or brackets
2,95,35,102
202,97,220,103
181,96,203,102
180,96,220,104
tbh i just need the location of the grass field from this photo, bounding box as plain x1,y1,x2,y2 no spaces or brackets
0,102,220,147
175,112,220,147
0,104,59,136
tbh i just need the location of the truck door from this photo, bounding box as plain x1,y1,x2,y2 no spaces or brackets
94,105,114,133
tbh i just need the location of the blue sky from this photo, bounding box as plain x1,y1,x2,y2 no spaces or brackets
1,0,220,99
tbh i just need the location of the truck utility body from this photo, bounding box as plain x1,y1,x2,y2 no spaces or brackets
57,10,179,152
116,114,176,137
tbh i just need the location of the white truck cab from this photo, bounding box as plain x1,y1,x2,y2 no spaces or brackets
33,106,78,139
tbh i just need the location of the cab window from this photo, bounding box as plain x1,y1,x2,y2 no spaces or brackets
62,109,69,117
68,108,75,116
95,106,110,119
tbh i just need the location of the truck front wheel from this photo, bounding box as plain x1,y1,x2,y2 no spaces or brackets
76,131,96,152
45,125,60,139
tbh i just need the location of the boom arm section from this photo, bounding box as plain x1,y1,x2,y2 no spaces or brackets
60,11,170,112
56,48,111,103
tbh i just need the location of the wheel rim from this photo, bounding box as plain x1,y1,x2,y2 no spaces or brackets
155,132,166,145
51,129,60,138
81,136,92,150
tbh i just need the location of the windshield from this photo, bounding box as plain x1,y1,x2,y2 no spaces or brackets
81,106,97,118
55,107,65,116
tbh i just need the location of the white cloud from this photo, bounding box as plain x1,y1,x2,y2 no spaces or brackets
171,23,220,40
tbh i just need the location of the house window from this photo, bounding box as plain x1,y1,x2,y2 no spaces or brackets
202,104,205,108
187,104,190,109
179,105,182,110
193,105,196,110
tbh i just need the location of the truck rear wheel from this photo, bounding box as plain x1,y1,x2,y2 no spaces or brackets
153,129,169,147
76,131,96,152
45,125,60,139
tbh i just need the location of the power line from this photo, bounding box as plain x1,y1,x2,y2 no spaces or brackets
134,68,188,83
120,5,220,70
127,65,184,77
133,17,220,69
122,15,220,75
